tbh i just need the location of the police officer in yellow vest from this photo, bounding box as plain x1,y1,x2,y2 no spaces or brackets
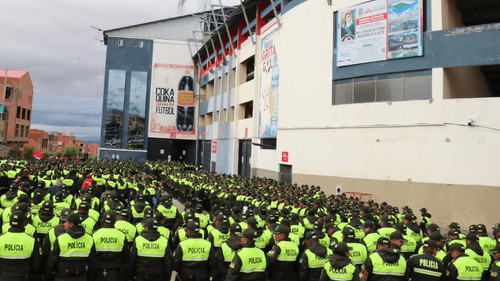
46,212,96,281
299,231,334,281
115,208,137,248
216,223,242,281
489,243,500,281
226,228,266,281
319,242,361,281
32,200,59,244
362,237,407,281
173,221,216,281
476,224,496,254
266,224,300,281
129,217,172,281
91,210,128,281
447,243,483,281
0,211,41,280
156,194,182,231
464,232,491,281
406,239,446,281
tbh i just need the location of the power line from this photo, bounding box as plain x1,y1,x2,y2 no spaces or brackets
13,51,105,69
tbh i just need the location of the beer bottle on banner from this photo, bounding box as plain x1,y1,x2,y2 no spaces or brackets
176,73,195,131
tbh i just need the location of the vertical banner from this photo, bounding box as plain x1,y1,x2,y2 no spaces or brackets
336,0,423,67
259,25,280,138
149,63,196,139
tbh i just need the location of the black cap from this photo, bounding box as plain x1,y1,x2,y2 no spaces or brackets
142,218,158,229
390,232,407,242
423,239,439,249
429,232,448,242
427,224,440,232
78,202,90,210
448,222,461,230
240,228,256,240
476,224,486,233
404,214,416,221
492,223,500,230
103,210,116,224
362,220,376,229
273,225,290,236
186,221,200,231
448,243,465,253
247,217,258,226
14,202,29,213
380,215,390,222
377,237,391,245
448,229,460,236
469,225,477,233
144,208,153,218
332,242,352,255
419,208,427,212
466,232,479,242
230,223,242,235
67,213,82,225
155,212,164,221
325,222,335,230
304,232,319,240
342,227,355,239
60,208,73,222
313,220,323,229
17,194,30,203
42,200,54,212
10,211,26,227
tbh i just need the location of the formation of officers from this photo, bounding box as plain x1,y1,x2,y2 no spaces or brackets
0,159,499,281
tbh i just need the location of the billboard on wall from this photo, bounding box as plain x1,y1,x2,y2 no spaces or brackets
259,23,280,138
149,63,197,140
336,0,423,67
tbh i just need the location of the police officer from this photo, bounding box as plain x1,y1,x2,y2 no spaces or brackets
406,239,446,281
32,200,59,244
208,214,231,249
129,217,172,281
225,228,266,281
361,220,381,253
464,232,491,281
362,237,407,281
156,194,182,231
266,224,300,281
319,242,360,281
476,224,496,254
173,221,216,281
299,231,333,281
447,243,483,281
342,227,368,269
217,223,242,281
46,212,96,281
114,207,137,248
92,210,128,281
489,243,500,281
0,211,41,280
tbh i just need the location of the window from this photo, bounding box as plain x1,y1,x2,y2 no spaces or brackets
27,110,31,121
239,101,253,119
333,70,431,105
25,126,29,137
20,125,24,138
15,124,19,137
5,87,12,99
22,108,26,119
42,139,48,149
246,56,255,82
16,106,21,118
126,41,131,47
260,138,277,150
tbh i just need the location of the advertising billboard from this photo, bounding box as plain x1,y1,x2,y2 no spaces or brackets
149,63,196,139
337,0,423,67
259,23,280,138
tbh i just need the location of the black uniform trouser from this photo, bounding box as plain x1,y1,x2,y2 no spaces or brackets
177,270,210,281
136,270,166,281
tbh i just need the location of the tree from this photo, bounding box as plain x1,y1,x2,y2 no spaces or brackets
23,146,34,160
7,145,22,159
64,146,79,158
56,152,62,158
43,152,50,159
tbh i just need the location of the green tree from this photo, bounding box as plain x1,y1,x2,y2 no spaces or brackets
56,152,62,158
64,146,79,158
23,146,34,160
43,152,50,159
7,145,22,159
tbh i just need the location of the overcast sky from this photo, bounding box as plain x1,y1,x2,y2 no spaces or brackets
0,0,238,143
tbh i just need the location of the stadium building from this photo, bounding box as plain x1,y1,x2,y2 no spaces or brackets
100,0,500,227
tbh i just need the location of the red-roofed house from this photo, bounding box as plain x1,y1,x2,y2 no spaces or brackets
0,69,34,152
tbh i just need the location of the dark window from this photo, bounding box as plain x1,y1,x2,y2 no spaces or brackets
260,138,277,150
16,106,21,118
333,70,432,105
5,87,12,99
20,125,24,138
15,124,19,137
25,126,29,137
27,110,31,121
22,108,26,119
245,56,255,82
